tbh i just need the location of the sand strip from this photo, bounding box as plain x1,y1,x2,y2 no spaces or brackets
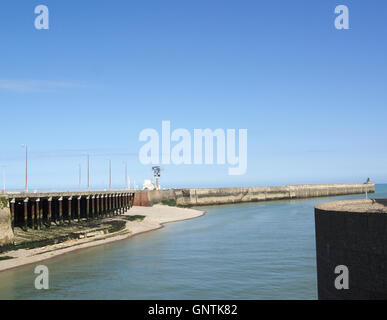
0,205,204,272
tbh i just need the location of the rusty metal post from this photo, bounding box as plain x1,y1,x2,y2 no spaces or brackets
106,194,109,216
111,194,115,216
10,198,15,230
68,197,72,223
126,193,129,210
101,195,104,217
104,194,108,217
100,195,104,217
77,196,81,222
96,195,100,218
113,194,116,216
23,198,29,231
113,194,117,215
58,197,63,224
31,201,35,230
86,196,90,220
108,194,112,217
119,194,123,214
36,198,41,230
101,194,104,217
105,194,109,216
91,195,95,219
47,197,52,227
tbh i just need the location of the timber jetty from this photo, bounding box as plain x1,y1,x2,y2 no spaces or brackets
0,191,134,248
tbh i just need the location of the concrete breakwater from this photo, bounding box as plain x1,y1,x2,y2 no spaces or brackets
134,183,375,207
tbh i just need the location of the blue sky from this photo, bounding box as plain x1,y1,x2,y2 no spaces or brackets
0,0,386,190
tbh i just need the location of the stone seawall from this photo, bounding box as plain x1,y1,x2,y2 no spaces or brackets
134,183,375,207
0,195,14,249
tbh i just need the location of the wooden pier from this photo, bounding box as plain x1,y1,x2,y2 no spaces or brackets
7,191,135,231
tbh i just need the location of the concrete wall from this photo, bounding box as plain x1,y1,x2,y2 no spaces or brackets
133,189,178,206
315,199,387,299
178,184,375,206
176,183,374,206
0,195,14,250
133,191,152,206
133,183,374,207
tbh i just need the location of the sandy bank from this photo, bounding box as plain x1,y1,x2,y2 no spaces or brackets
0,205,204,272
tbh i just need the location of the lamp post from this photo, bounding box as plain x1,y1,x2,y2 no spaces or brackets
1,166,6,194
123,161,128,190
87,153,90,191
78,164,82,191
21,144,28,193
152,166,161,190
107,159,111,191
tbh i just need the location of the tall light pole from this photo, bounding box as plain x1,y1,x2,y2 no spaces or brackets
152,166,161,190
1,166,6,194
107,159,111,191
21,144,28,193
123,161,128,189
78,164,82,191
87,153,90,191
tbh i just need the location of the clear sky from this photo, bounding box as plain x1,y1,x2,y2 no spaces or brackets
0,0,386,191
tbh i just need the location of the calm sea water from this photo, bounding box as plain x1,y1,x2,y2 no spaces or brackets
1,184,386,300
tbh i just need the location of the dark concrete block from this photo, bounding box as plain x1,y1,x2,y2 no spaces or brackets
315,199,387,300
